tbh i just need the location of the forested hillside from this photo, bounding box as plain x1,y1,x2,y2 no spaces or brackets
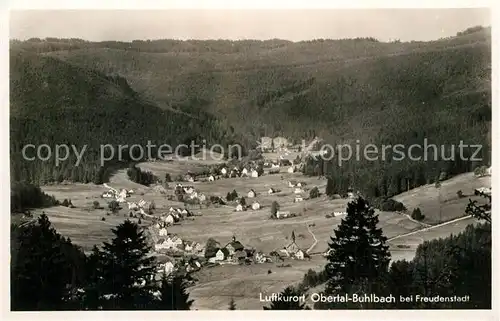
10,51,237,184
10,26,491,191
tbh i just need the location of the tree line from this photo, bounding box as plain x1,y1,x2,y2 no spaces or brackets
11,215,193,310
262,193,491,310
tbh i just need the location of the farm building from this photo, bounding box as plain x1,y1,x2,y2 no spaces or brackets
128,202,139,210
275,211,292,219
251,202,261,210
212,248,230,262
101,191,115,198
221,167,227,175
288,180,297,188
235,204,244,212
294,196,303,203
162,214,175,225
247,189,256,198
225,237,245,255
241,168,249,177
159,227,168,237
287,166,295,173
208,175,215,182
250,169,259,178
268,187,277,195
294,187,304,194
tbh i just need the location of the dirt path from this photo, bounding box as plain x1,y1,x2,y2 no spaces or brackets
305,223,318,254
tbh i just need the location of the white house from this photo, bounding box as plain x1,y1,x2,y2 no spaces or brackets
155,238,169,251
236,204,244,212
268,188,276,195
294,249,306,260
163,214,175,225
294,196,303,203
165,235,183,249
248,189,256,198
251,202,261,210
221,167,227,175
294,187,304,194
296,182,303,187
241,168,249,177
128,202,139,210
118,189,128,200
276,211,291,219
255,252,267,263
250,169,259,178
287,166,295,173
271,163,280,169
162,261,175,276
288,181,296,188
183,187,195,194
102,191,114,198
215,248,230,261
159,227,168,237
208,175,215,182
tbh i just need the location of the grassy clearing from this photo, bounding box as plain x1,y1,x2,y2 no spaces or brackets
35,159,486,308
392,172,491,224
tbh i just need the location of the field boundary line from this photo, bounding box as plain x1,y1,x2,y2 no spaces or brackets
387,215,473,242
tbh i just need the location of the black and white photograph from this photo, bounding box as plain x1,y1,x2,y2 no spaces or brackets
6,4,493,314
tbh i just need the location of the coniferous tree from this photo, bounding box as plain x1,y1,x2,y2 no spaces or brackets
325,177,335,196
263,286,309,310
322,197,391,308
99,220,157,309
228,297,236,310
11,214,85,310
156,274,193,310
82,245,106,310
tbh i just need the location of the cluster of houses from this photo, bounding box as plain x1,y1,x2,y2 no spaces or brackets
155,255,203,279
288,180,306,203
155,206,194,226
219,166,260,179
101,184,134,203
206,236,272,265
174,183,207,203
152,223,205,256
234,189,261,212
276,232,310,260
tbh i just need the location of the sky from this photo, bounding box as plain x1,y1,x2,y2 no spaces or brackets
9,8,491,42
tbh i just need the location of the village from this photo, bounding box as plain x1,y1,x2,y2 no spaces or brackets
35,135,492,309
93,137,336,280
92,138,338,275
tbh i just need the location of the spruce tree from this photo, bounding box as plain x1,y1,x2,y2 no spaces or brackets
11,214,84,310
156,274,193,310
228,297,236,310
99,220,157,309
323,197,391,307
263,286,309,310
325,177,335,196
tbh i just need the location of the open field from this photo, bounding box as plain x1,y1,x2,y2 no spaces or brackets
35,158,488,308
189,256,326,310
392,172,491,224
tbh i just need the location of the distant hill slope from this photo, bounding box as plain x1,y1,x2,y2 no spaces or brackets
10,51,232,184
32,28,491,142
10,26,491,191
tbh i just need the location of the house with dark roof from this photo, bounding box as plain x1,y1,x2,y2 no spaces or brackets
225,236,245,255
